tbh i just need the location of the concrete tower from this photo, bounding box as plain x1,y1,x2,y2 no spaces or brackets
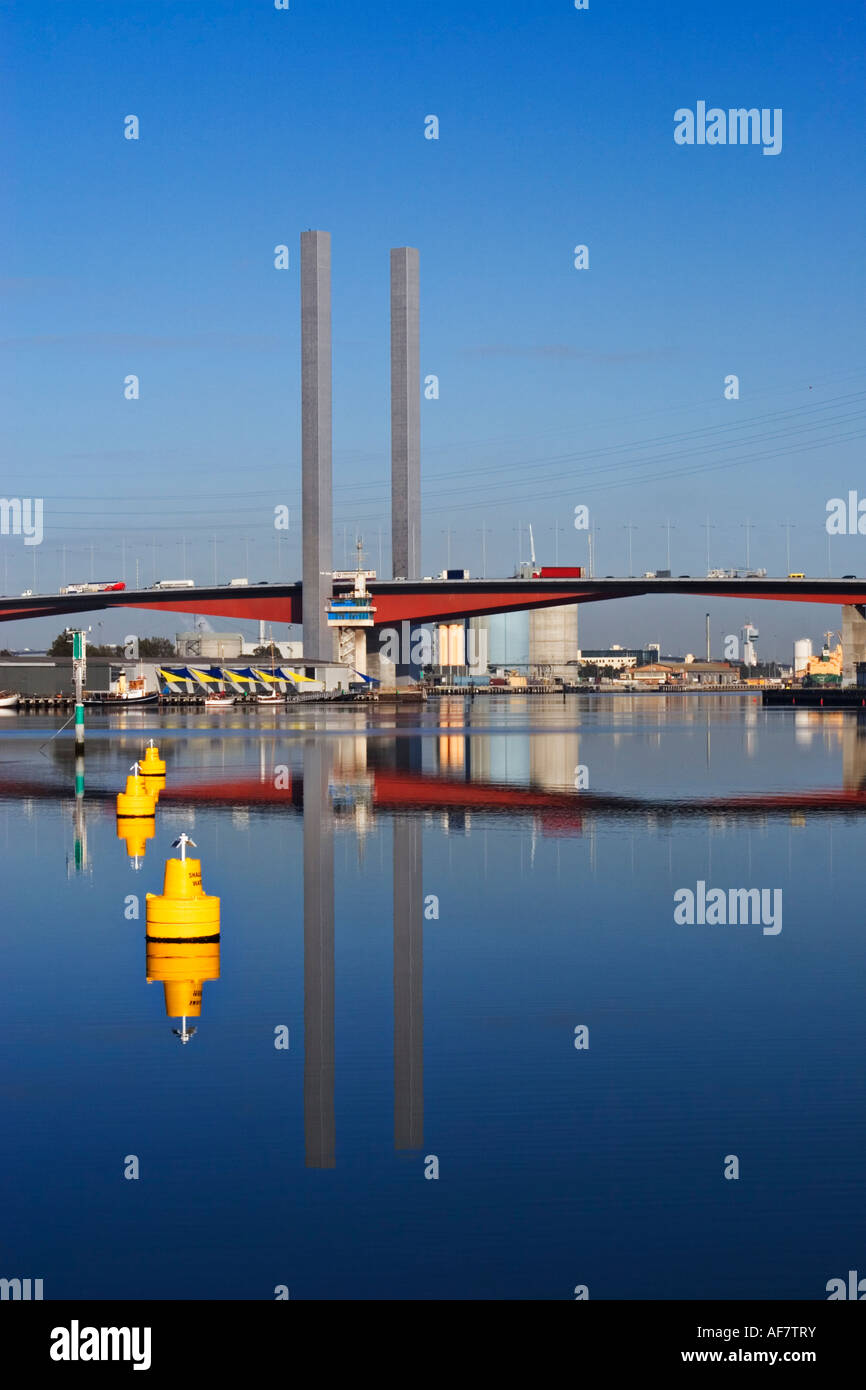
301,231,333,661
390,247,420,579
529,604,579,679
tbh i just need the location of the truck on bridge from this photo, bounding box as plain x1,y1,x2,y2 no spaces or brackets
530,566,584,579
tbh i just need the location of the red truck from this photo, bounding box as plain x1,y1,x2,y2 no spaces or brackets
531,566,583,579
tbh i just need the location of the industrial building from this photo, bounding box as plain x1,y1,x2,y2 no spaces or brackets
632,660,739,686
175,631,303,661
579,647,659,670
0,654,164,697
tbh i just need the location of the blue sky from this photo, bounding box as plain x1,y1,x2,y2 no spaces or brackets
2,0,864,656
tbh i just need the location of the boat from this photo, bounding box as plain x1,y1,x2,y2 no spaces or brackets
0,690,19,709
254,630,287,704
84,670,158,708
204,691,235,709
84,689,159,708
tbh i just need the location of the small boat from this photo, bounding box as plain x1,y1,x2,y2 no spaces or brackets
0,690,19,709
254,632,288,705
205,691,235,709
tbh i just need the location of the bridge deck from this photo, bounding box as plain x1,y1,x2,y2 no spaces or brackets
0,577,864,628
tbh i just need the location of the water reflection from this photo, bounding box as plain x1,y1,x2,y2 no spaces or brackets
303,738,335,1167
302,735,425,1165
2,697,865,1297
145,834,221,1045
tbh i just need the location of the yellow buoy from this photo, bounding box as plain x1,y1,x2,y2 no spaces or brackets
139,739,166,776
143,772,165,803
146,939,221,1021
117,765,156,819
146,838,220,931
116,815,155,866
146,835,220,1041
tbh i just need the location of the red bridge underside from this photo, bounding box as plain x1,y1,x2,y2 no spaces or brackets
365,587,866,623
1,582,865,628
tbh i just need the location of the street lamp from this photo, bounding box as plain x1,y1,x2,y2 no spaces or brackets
623,521,637,577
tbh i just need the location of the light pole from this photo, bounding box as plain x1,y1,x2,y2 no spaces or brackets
741,518,753,570
441,526,453,570
623,521,637,577
781,520,794,574
589,523,601,578
702,516,715,575
476,521,488,578
661,520,675,572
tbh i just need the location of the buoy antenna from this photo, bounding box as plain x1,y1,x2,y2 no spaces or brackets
171,832,197,860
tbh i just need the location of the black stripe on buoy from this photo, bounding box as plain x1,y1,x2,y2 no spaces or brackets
146,933,220,944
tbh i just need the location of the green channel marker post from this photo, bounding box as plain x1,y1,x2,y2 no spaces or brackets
71,629,86,788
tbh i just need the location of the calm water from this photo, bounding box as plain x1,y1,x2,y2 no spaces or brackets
1,695,864,1300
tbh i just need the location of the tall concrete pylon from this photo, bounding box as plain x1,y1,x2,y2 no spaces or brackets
301,230,333,662
390,247,420,580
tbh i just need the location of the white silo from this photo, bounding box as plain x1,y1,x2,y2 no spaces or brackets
793,638,812,677
529,604,579,678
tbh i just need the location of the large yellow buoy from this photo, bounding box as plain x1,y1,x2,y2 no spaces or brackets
117,764,156,819
146,834,220,1042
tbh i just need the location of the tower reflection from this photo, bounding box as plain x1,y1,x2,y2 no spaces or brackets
302,733,426,1166
303,738,336,1168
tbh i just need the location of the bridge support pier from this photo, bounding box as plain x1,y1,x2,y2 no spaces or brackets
841,605,866,685
366,625,424,687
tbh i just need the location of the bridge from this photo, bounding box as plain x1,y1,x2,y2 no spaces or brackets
5,232,865,669
3,573,866,630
